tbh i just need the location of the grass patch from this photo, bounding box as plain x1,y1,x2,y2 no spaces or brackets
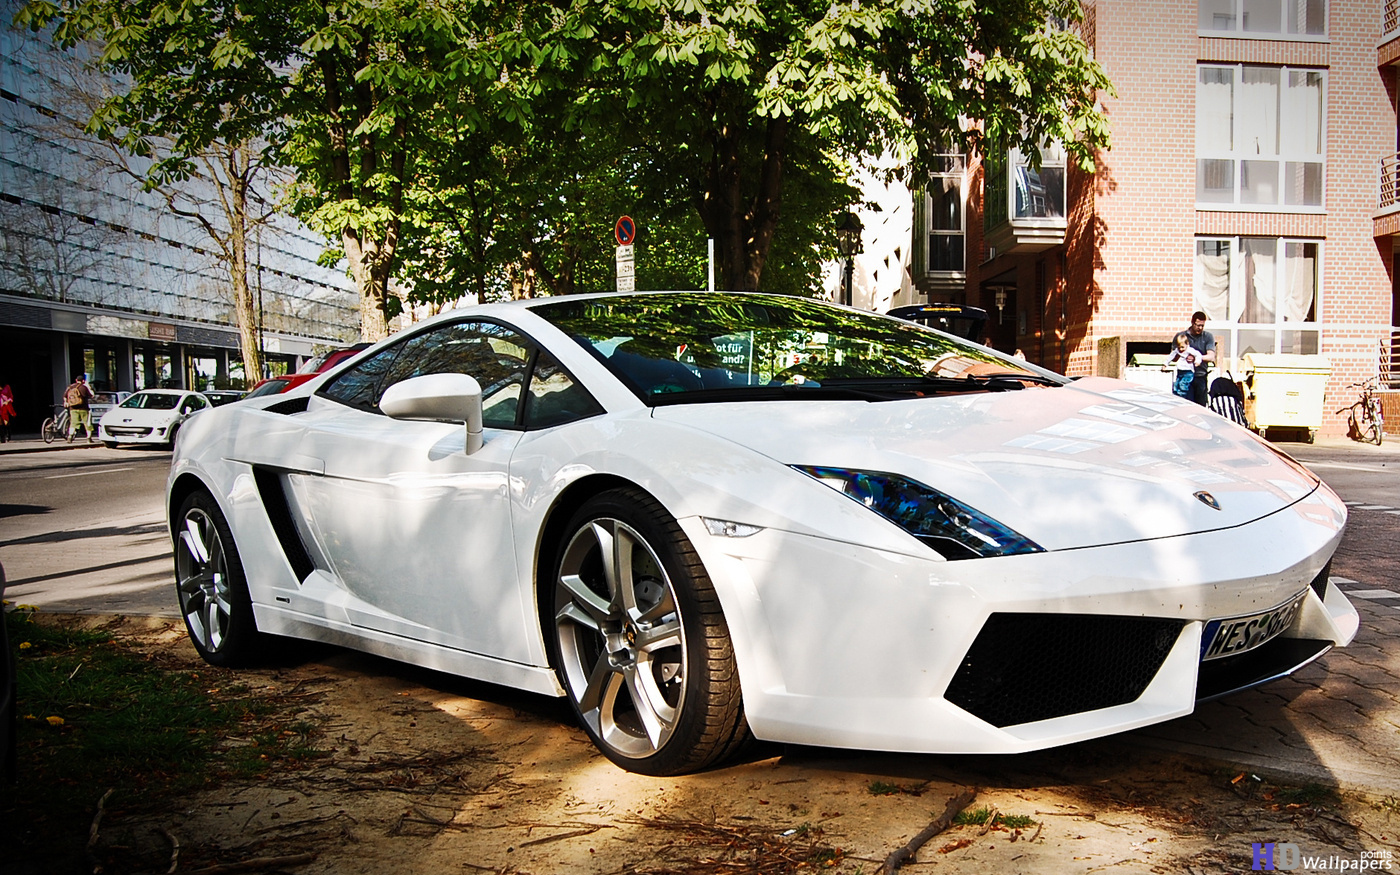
868,780,922,796
1,609,323,856
1273,783,1339,806
953,807,1037,830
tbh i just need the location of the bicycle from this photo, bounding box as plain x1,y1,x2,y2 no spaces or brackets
1338,378,1385,446
40,405,70,444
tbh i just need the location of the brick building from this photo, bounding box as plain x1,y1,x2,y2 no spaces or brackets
875,0,1399,437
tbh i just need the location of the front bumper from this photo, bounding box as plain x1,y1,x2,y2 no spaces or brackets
683,481,1354,754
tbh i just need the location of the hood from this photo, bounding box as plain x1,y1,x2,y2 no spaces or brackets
652,377,1324,551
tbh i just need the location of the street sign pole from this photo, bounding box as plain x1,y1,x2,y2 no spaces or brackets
615,216,637,292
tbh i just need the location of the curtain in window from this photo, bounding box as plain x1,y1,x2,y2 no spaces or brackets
1283,242,1318,322
1242,238,1277,323
1195,240,1231,320
1197,68,1234,153
1281,72,1322,156
1239,68,1279,156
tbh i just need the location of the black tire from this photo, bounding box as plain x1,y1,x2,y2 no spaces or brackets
166,422,180,450
41,417,57,444
102,441,118,449
548,487,750,775
174,491,263,667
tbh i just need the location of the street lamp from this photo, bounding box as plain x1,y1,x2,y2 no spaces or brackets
835,212,863,307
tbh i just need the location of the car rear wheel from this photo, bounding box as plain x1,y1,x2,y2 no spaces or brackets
175,491,261,667
550,488,749,775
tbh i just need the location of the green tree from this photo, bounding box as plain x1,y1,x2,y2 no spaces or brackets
18,0,1111,329
537,0,1111,292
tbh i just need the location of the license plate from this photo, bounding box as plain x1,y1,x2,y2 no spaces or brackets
1200,594,1306,662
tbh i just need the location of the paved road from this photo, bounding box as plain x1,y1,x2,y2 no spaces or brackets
0,445,175,617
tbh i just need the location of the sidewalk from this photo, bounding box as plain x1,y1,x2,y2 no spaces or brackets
0,433,101,454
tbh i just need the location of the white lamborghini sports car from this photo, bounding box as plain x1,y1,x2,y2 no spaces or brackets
167,291,1358,775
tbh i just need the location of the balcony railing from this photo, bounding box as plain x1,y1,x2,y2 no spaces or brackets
1383,330,1400,390
1379,153,1400,215
1387,0,1399,40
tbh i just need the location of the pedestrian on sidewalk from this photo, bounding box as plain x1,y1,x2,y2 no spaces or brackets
63,374,96,442
1165,333,1204,400
1182,311,1216,406
0,383,14,442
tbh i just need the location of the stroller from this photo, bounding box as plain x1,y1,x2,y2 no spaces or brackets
1208,374,1249,427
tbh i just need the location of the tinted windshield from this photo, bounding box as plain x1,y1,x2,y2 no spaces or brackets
534,293,1060,404
120,393,181,410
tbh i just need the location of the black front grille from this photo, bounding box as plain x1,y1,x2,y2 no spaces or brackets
944,613,1186,728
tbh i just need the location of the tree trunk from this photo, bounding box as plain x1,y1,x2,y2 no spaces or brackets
698,117,788,292
225,145,264,387
344,229,391,341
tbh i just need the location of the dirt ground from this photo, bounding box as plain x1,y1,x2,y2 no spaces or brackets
21,617,1400,875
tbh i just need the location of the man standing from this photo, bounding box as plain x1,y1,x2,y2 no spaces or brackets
63,373,95,442
1183,311,1216,406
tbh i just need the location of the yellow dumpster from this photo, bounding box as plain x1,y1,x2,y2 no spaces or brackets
1243,353,1332,443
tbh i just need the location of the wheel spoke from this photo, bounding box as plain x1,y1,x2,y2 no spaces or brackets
181,518,211,565
578,649,620,716
558,572,613,625
612,527,639,616
633,616,682,654
635,590,677,626
623,661,674,747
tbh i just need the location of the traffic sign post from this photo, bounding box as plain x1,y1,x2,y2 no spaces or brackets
615,215,636,246
615,217,637,291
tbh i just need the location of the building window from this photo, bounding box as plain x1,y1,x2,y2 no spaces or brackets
1013,142,1066,220
926,154,966,273
1197,65,1324,209
1198,0,1326,39
1194,236,1320,359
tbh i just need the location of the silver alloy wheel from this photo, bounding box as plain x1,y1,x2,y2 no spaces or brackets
554,517,687,760
176,506,234,654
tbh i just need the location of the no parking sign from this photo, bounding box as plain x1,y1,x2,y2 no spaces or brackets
615,216,637,291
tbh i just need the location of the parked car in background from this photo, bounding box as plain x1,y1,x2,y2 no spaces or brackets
202,390,246,407
100,389,210,449
88,390,132,424
886,304,988,342
245,343,371,398
243,375,298,399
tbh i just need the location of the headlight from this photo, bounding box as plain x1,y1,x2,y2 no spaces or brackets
793,466,1044,561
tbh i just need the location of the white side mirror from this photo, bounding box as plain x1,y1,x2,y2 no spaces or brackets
380,373,485,454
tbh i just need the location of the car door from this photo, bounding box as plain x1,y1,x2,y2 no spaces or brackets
289,320,538,661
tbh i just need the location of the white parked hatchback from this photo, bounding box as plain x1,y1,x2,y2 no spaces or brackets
100,389,210,449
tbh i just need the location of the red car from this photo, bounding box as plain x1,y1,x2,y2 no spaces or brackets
245,343,370,398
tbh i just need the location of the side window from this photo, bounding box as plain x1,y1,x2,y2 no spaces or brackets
320,342,406,412
523,350,602,428
323,321,533,428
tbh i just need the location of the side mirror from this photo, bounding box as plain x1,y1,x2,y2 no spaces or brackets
380,373,485,455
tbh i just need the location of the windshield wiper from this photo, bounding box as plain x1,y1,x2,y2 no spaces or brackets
646,384,893,405
964,371,1064,387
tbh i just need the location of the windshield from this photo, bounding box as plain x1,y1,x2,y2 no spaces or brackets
534,293,1062,404
120,393,181,410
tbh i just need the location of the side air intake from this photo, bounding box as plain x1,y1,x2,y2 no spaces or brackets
252,467,315,582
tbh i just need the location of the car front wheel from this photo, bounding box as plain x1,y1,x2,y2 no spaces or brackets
175,491,261,667
550,488,749,775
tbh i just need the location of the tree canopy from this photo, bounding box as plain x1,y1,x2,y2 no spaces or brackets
17,0,1112,338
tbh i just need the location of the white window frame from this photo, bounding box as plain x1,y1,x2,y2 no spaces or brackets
1197,0,1328,41
1196,64,1327,212
925,153,967,277
1193,235,1323,360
